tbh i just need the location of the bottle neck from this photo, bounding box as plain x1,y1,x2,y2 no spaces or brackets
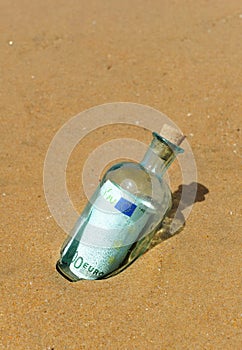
140,132,184,177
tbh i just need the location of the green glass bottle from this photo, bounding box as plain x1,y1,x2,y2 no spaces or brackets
56,124,185,281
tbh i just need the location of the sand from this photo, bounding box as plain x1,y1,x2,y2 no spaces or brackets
1,0,241,349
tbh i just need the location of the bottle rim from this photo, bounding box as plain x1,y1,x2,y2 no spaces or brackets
152,132,184,154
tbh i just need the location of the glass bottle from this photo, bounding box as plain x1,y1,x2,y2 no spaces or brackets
56,124,184,281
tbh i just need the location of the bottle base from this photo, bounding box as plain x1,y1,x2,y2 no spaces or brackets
56,260,82,282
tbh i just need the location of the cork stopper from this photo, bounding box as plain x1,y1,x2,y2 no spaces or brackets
160,124,185,146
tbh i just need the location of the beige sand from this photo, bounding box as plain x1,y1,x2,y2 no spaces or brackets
1,1,241,349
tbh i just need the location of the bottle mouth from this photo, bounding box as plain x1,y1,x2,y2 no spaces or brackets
152,132,184,155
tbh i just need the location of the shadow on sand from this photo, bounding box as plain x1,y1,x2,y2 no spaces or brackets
148,182,209,250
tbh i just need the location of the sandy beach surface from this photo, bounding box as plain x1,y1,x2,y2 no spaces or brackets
1,1,241,349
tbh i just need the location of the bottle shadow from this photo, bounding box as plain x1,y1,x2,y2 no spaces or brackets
148,182,209,250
